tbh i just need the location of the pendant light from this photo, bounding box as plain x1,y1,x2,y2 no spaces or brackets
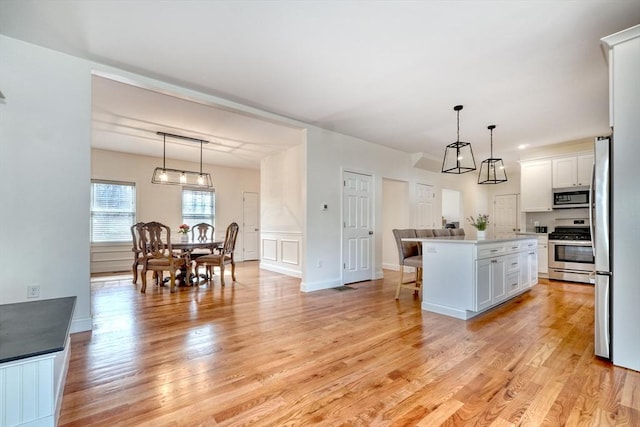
478,125,508,184
442,105,476,174
151,132,213,188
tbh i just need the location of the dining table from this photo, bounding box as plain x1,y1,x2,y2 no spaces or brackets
169,236,223,286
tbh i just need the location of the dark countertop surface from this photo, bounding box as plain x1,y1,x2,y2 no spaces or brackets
0,296,76,364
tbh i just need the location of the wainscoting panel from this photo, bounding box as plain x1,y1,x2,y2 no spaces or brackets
281,239,300,265
90,243,131,274
260,232,302,278
262,238,277,261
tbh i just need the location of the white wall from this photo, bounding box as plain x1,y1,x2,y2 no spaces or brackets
302,127,444,291
442,188,461,224
260,144,304,277
0,36,92,332
91,148,259,272
607,27,640,372
382,179,410,270
441,172,490,239
486,170,524,233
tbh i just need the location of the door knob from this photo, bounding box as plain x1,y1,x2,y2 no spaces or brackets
369,231,374,235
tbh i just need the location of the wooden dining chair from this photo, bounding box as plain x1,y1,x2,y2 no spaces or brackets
392,229,422,299
195,222,239,286
451,228,466,236
191,223,215,242
139,221,190,293
130,222,146,284
189,223,215,260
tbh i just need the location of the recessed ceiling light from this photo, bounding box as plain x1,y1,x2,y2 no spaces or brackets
518,144,529,150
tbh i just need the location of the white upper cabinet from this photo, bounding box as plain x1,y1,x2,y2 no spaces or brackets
521,159,553,212
577,154,594,187
552,153,594,188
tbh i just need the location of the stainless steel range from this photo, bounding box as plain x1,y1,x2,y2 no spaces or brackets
548,218,595,284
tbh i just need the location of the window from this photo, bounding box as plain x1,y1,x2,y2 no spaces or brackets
182,188,215,229
90,180,136,243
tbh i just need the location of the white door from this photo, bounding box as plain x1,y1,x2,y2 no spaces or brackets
493,194,519,239
243,192,259,261
416,183,436,228
343,171,373,284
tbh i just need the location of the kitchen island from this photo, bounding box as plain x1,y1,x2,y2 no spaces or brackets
0,297,76,426
404,236,538,320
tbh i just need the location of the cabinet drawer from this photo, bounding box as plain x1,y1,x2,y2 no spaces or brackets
506,272,520,296
477,244,506,259
506,242,521,253
506,255,520,272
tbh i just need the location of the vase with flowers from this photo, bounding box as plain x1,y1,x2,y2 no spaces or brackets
467,214,489,239
178,224,190,241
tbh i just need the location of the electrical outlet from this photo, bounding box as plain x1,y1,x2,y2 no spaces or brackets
27,285,40,298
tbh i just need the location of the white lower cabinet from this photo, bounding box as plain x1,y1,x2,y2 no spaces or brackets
415,237,538,319
475,240,538,312
536,234,548,276
528,249,538,285
476,259,493,311
491,258,507,303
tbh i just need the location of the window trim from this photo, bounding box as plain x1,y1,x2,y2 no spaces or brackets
90,179,137,243
181,187,215,229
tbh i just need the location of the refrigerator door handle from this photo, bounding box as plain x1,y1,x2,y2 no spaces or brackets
595,274,611,359
589,160,595,256
602,278,610,359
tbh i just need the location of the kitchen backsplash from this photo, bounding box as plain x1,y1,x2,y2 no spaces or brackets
525,208,590,233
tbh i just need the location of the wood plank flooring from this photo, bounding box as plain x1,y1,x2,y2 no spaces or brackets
59,263,639,426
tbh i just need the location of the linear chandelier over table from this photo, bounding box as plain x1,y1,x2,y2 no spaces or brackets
151,131,213,188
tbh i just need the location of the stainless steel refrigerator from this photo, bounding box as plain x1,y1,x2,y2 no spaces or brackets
591,136,612,359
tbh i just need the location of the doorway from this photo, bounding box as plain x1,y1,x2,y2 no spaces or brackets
493,194,519,239
243,192,259,261
416,183,436,229
382,179,409,270
442,188,462,228
342,171,374,284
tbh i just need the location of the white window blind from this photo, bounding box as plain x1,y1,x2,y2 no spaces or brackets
91,180,136,243
182,188,215,229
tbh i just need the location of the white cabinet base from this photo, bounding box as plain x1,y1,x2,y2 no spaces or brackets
0,337,70,427
408,237,538,320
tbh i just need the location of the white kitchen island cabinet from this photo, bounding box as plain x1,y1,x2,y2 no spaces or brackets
404,236,538,320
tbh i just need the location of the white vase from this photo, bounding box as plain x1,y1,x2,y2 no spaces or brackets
477,230,486,240
180,234,189,242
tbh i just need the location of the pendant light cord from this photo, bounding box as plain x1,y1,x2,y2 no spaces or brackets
488,125,496,158
163,134,166,169
200,141,203,175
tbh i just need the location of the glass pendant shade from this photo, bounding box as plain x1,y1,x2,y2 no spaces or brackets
152,132,213,188
152,168,213,187
442,105,476,174
478,125,508,184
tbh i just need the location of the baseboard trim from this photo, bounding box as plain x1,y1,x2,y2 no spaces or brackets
70,316,93,333
300,278,343,292
259,262,302,278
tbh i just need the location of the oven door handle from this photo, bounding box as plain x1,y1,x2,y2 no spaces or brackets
548,240,593,247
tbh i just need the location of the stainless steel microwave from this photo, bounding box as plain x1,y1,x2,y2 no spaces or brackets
553,188,590,209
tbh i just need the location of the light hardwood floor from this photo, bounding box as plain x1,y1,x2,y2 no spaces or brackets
59,263,639,426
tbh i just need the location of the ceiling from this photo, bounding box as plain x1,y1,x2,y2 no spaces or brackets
2,1,639,170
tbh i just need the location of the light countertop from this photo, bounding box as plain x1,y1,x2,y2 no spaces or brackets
403,235,537,244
